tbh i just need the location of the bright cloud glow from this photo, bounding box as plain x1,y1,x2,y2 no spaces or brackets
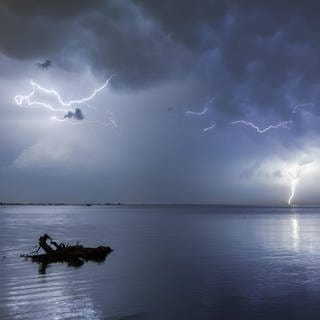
243,152,318,205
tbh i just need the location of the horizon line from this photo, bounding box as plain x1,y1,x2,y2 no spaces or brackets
1,202,320,207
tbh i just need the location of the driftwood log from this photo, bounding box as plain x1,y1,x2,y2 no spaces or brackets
22,234,112,271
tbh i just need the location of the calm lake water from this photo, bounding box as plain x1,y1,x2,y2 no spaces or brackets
1,205,320,319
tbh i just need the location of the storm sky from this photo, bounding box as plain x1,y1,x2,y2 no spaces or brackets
1,0,320,204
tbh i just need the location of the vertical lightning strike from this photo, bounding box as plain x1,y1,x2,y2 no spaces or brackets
286,160,313,205
231,120,291,133
286,164,300,206
288,177,299,205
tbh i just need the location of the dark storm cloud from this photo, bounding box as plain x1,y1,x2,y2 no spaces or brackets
0,4,70,59
36,59,52,69
64,108,84,121
0,0,192,87
134,0,228,49
79,1,193,88
0,0,103,63
1,0,320,123
1,0,104,19
126,0,320,123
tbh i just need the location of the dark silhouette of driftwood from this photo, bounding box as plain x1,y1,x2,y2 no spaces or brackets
22,234,112,272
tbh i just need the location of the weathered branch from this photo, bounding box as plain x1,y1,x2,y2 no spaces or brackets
22,234,113,272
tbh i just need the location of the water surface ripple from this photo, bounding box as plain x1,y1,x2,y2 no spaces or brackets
1,205,320,319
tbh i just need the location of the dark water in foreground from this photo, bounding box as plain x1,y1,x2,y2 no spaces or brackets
1,205,320,319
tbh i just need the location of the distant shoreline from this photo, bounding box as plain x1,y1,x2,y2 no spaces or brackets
1,202,320,207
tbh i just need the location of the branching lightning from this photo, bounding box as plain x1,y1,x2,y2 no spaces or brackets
14,75,115,127
292,102,315,114
185,106,208,116
231,120,291,133
15,75,113,112
185,97,295,136
185,97,215,116
203,122,216,132
185,97,216,133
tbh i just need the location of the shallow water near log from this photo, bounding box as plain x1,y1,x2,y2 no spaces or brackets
2,205,320,319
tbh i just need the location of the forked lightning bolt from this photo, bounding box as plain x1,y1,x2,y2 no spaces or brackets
231,120,291,133
14,75,114,113
185,107,208,116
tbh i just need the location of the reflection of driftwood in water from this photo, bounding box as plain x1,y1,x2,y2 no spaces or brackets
22,234,112,272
